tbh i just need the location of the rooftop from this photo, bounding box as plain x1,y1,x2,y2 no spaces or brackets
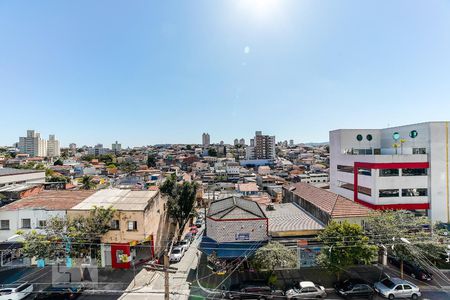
71,189,159,211
235,182,259,192
0,168,45,177
287,182,372,218
265,203,324,234
208,196,266,220
0,190,95,211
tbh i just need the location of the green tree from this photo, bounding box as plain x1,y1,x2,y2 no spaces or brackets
54,159,64,166
366,210,442,277
20,207,115,275
208,148,217,157
186,145,192,150
147,154,157,168
99,154,116,165
317,221,377,279
119,161,138,174
252,241,297,275
160,174,198,239
80,175,96,190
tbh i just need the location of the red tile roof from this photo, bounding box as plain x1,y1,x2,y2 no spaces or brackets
0,190,95,211
288,182,372,218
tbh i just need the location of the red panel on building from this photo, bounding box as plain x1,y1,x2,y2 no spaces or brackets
111,243,131,269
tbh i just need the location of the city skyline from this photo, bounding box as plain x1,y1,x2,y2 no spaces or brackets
1,1,450,146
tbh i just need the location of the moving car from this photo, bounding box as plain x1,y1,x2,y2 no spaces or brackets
0,282,33,300
169,246,184,263
223,282,284,299
34,284,83,300
388,256,433,281
374,278,421,299
334,278,374,299
285,281,327,299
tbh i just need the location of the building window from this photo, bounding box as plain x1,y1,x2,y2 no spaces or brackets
402,188,428,197
110,220,120,230
0,220,9,230
38,220,46,228
402,168,427,176
358,168,371,176
412,148,426,154
21,219,31,229
379,169,399,177
379,189,400,198
338,181,371,196
337,165,354,173
127,221,137,231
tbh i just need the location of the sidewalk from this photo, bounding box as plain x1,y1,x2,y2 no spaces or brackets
119,229,203,300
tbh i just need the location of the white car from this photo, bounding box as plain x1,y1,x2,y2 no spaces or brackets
0,282,33,300
374,277,421,299
285,281,327,299
169,246,184,263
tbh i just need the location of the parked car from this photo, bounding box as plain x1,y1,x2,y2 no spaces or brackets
285,281,327,299
169,246,184,263
0,282,33,300
195,219,203,228
184,232,194,241
374,277,421,299
190,226,199,235
176,239,190,252
34,284,84,300
223,282,284,299
388,256,433,281
334,278,374,299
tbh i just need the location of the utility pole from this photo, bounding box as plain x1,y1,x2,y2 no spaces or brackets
164,249,170,300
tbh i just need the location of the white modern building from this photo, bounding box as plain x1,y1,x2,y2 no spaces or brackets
18,130,47,157
47,134,60,157
330,122,450,222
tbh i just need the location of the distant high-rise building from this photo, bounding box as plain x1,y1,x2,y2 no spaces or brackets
289,139,294,147
88,144,109,156
112,141,122,153
69,143,77,152
18,130,47,157
47,134,61,157
220,141,224,146
202,133,210,147
239,138,245,146
246,131,276,160
234,139,239,146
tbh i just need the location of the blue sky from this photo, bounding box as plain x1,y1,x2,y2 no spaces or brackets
1,0,450,147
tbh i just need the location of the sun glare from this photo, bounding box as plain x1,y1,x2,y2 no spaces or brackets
237,0,282,21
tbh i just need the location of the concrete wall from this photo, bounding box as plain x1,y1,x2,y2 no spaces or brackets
206,218,268,243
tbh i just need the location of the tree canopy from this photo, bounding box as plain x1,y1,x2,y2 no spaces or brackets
160,174,197,239
252,241,297,273
317,221,377,276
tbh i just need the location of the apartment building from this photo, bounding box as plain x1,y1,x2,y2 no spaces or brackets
246,131,276,160
330,122,450,222
47,134,60,157
202,133,210,148
18,130,47,157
